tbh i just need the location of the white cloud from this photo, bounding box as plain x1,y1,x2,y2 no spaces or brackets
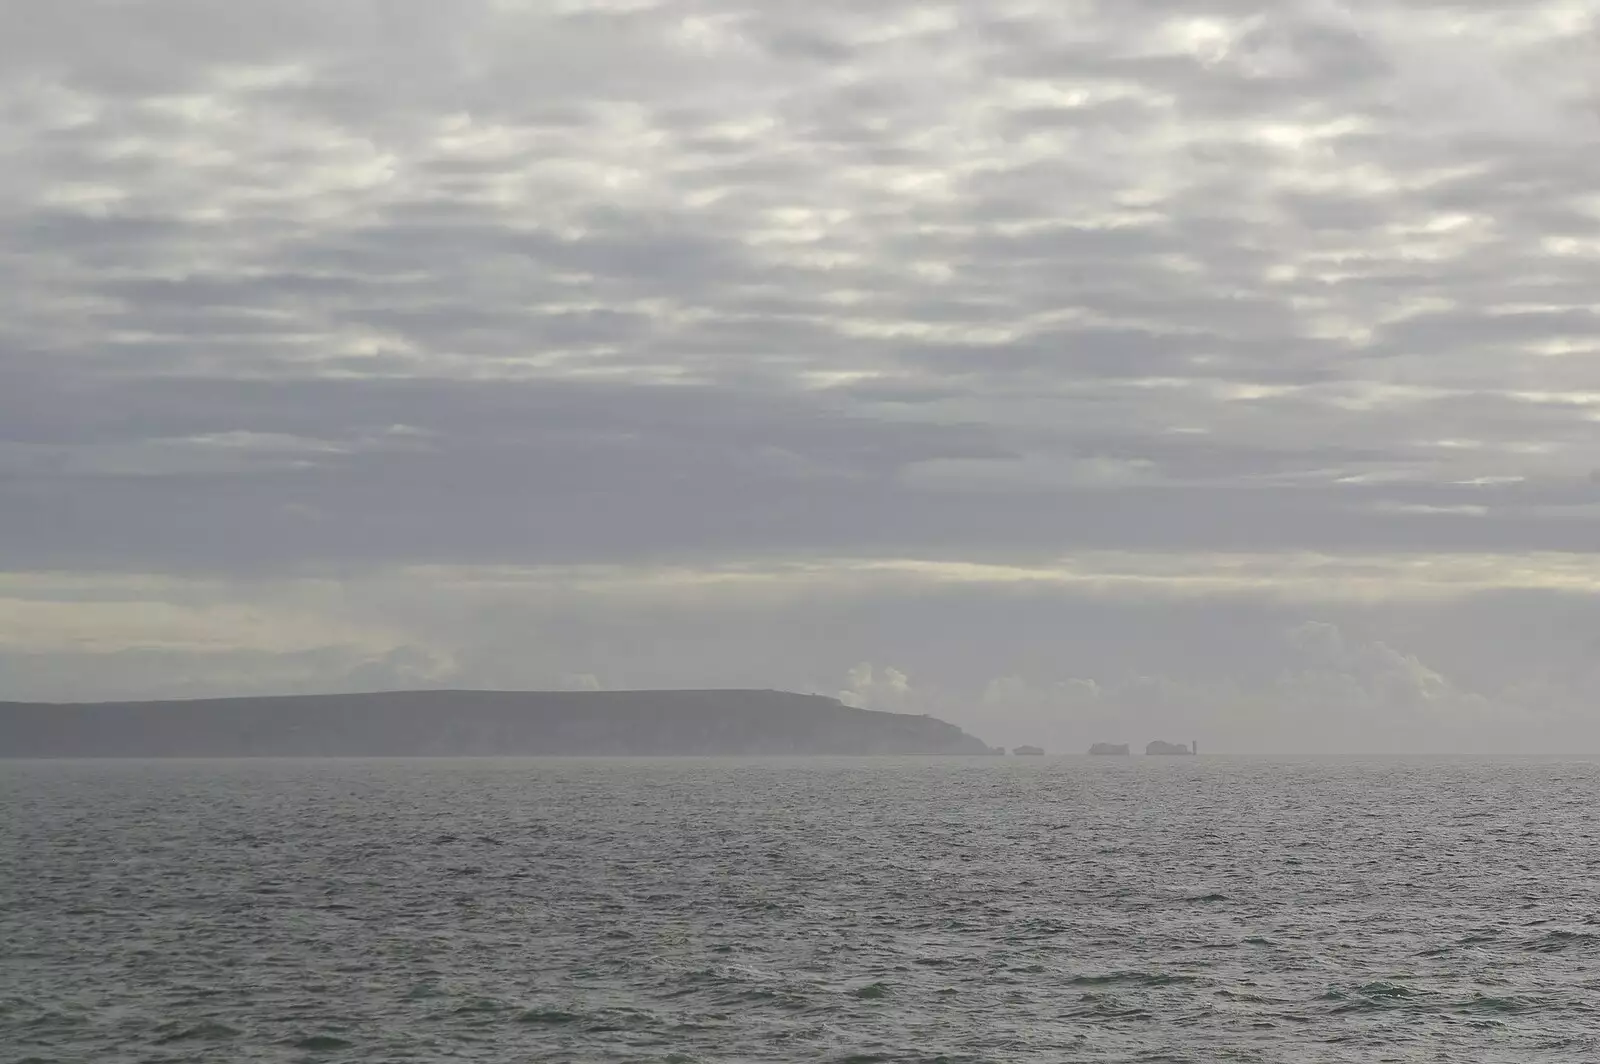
559,672,604,692
839,662,912,711
1270,620,1489,737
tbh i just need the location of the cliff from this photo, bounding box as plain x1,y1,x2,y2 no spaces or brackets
0,689,994,758
1145,739,1193,756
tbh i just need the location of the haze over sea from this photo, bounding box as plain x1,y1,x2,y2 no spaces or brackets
5,755,1598,1063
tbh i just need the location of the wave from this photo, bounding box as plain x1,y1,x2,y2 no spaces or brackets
1069,972,1201,988
1526,929,1600,953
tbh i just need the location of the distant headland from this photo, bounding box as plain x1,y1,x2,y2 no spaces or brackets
1089,743,1131,755
0,689,995,758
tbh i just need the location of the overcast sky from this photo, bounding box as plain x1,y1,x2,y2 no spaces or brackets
3,0,1599,751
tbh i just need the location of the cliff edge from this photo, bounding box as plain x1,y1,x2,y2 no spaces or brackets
0,689,994,758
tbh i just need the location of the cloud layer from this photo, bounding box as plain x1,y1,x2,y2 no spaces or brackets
3,0,1599,744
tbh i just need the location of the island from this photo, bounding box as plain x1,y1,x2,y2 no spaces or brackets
1145,740,1195,756
0,689,995,758
1088,743,1130,755
1012,745,1045,756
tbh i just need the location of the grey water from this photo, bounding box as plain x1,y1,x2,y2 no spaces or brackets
4,757,1599,1063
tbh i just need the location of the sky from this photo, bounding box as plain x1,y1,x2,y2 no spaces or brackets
2,0,1600,752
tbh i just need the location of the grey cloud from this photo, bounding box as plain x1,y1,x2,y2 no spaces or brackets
4,0,1600,717
13,576,1600,751
0,643,454,704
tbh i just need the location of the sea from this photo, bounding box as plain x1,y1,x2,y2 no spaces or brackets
3,755,1598,1063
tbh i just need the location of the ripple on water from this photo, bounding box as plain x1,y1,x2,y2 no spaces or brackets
153,1020,241,1043
1068,972,1201,988
4,756,1600,1062
291,1033,354,1050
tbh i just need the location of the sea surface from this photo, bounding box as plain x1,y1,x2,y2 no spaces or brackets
3,756,1599,1063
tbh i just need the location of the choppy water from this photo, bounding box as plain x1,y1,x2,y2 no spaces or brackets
4,756,1600,1063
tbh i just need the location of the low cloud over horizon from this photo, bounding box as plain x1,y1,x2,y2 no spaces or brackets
4,0,1600,751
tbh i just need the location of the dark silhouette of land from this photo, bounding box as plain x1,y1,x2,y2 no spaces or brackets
1089,742,1130,755
0,689,994,758
1146,740,1194,756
